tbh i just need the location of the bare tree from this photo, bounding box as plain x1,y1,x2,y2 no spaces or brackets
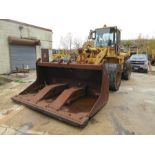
68,33,73,51
60,36,68,50
73,37,83,49
60,33,73,51
135,34,148,51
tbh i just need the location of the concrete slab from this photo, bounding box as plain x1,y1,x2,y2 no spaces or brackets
0,68,155,134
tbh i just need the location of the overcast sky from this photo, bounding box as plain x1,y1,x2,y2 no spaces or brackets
1,0,155,48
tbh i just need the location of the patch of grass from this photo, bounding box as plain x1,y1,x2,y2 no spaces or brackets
14,79,25,83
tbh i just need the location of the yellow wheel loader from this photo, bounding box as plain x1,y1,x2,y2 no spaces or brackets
12,26,131,127
77,25,131,90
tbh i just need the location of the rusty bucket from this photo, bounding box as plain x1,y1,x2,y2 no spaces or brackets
12,59,109,127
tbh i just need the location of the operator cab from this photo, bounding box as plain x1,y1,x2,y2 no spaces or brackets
89,26,121,52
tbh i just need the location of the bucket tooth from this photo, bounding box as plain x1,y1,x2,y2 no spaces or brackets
50,87,86,110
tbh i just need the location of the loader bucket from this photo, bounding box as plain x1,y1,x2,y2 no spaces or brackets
12,59,109,127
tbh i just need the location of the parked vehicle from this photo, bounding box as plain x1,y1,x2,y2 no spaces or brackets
129,54,149,73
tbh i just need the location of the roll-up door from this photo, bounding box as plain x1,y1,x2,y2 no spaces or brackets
10,45,36,71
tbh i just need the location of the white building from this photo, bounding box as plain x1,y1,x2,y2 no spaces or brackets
0,19,52,74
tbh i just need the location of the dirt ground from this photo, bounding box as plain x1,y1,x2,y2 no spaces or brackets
0,67,155,135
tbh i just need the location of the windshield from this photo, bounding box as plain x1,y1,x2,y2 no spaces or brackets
94,28,114,47
130,54,147,60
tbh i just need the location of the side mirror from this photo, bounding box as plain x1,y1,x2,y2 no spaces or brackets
91,31,96,40
89,30,96,40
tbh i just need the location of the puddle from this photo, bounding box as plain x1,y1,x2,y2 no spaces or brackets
16,123,47,135
0,124,46,135
111,113,135,135
16,123,33,134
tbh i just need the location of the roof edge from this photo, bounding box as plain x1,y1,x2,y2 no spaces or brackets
0,19,52,32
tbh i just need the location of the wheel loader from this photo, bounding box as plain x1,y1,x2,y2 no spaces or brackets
77,25,131,90
12,25,131,127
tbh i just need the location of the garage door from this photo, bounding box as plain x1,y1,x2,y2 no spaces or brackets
10,45,36,71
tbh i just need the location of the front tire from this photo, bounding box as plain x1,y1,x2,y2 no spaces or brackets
109,71,122,91
106,64,122,91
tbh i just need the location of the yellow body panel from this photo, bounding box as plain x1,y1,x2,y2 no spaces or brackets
76,45,130,73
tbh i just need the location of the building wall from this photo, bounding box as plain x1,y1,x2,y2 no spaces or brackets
0,20,52,74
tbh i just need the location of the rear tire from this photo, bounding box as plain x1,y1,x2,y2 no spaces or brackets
122,71,131,80
122,60,131,80
144,69,148,73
